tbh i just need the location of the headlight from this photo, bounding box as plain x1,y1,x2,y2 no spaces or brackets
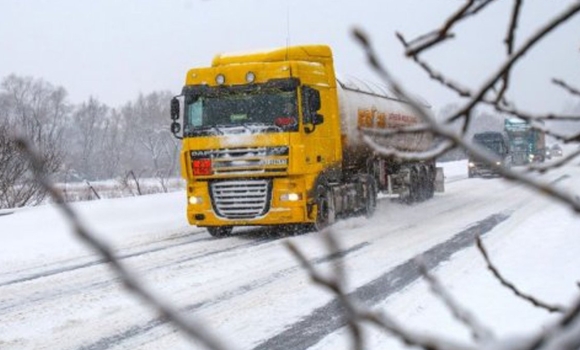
280,193,302,202
468,162,475,167
188,196,203,205
495,161,501,165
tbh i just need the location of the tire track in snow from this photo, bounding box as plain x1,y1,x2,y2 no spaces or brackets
76,242,371,350
0,194,391,288
0,230,210,287
253,211,511,350
0,232,285,315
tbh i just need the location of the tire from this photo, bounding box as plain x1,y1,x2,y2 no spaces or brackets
364,176,377,218
314,185,334,231
426,166,435,199
207,226,233,238
418,167,428,202
406,168,419,204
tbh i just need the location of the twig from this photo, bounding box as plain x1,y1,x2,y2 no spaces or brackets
399,0,498,57
447,2,580,124
359,309,475,350
286,238,474,350
13,136,228,350
85,180,101,200
286,231,364,350
520,294,580,350
476,236,566,313
416,258,495,342
352,27,580,214
495,0,523,104
526,148,580,174
553,78,580,97
128,170,143,195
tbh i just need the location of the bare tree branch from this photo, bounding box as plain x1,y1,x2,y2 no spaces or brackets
495,0,524,104
521,294,580,350
553,78,580,97
476,236,566,313
286,230,364,350
12,135,229,350
398,0,498,57
526,148,580,174
447,1,580,124
416,258,495,342
353,27,580,214
286,237,475,350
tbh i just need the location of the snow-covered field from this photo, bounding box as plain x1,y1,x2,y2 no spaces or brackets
1,157,579,349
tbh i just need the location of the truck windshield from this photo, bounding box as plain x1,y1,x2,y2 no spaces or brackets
480,141,505,154
184,89,298,137
474,139,506,155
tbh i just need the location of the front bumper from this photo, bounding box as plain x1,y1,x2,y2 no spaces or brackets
185,177,313,227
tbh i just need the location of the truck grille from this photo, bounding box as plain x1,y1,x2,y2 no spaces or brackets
190,146,289,175
210,179,272,219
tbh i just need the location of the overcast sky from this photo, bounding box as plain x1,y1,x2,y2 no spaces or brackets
1,0,579,113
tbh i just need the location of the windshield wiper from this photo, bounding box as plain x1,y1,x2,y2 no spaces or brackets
244,122,283,133
188,125,225,136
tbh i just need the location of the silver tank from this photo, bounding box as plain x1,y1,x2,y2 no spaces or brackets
336,76,433,168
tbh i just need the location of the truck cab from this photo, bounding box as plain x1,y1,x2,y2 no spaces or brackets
468,132,510,178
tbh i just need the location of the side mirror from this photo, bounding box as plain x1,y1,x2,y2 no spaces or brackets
302,86,321,113
312,113,324,125
308,89,321,112
170,97,180,120
171,121,182,137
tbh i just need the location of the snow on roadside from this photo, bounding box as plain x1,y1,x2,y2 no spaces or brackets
312,159,580,349
0,191,190,274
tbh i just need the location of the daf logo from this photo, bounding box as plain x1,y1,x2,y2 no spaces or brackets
190,150,213,158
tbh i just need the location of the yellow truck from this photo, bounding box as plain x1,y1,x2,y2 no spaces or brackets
170,45,438,237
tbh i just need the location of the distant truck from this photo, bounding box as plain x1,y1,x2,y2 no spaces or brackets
468,131,510,178
169,44,442,237
504,118,545,165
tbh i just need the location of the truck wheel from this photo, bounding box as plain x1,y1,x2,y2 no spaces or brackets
314,185,334,231
207,226,233,238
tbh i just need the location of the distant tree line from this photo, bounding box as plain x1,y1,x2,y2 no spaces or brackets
0,74,180,209
2,72,577,208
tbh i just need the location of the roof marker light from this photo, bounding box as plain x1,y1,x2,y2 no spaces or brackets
246,71,256,83
215,74,225,85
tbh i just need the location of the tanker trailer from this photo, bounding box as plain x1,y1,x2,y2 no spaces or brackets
169,44,441,237
336,76,438,203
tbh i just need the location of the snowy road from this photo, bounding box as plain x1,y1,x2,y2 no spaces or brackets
1,160,578,350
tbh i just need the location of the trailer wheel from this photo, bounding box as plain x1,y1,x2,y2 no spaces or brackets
314,185,334,231
418,167,428,202
364,177,377,218
407,168,419,204
207,226,233,238
426,166,435,199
